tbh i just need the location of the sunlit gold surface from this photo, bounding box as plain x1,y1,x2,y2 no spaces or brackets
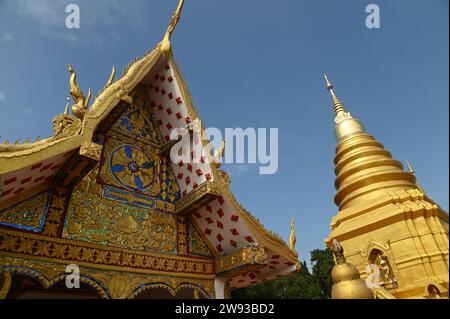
161,0,184,54
325,78,449,299
331,239,374,299
289,218,298,257
68,64,91,120
0,272,12,299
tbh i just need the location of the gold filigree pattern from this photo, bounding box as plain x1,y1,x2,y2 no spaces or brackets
41,187,71,238
80,141,103,161
188,223,212,256
177,216,188,256
175,181,220,214
0,191,51,232
0,256,215,299
214,244,268,277
63,189,177,254
0,229,215,278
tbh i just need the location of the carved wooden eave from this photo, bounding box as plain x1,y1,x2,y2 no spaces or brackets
214,244,268,278
175,182,221,215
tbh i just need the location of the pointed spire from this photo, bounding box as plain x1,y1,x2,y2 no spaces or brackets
324,75,348,116
64,96,71,115
289,218,298,257
405,159,415,174
161,0,185,54
406,160,425,193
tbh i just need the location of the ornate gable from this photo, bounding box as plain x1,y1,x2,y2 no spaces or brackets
97,86,181,212
61,86,182,254
0,1,300,298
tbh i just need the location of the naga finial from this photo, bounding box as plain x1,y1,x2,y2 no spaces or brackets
289,218,298,257
161,0,185,54
68,64,91,120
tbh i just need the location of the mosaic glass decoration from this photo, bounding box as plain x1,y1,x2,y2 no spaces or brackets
0,191,51,232
109,144,157,193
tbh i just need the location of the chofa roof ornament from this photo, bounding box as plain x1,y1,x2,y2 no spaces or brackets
161,0,185,55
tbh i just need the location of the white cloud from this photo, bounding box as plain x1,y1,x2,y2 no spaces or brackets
14,0,145,47
16,0,62,27
20,106,33,116
0,33,13,42
228,164,252,176
0,91,6,102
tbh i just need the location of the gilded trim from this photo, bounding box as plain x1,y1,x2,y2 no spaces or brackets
0,228,215,279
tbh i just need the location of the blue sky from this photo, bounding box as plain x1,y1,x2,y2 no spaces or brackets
0,0,448,264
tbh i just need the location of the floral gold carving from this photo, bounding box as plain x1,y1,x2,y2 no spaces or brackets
80,141,103,162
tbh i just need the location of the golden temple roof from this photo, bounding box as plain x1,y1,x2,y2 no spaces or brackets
0,0,298,290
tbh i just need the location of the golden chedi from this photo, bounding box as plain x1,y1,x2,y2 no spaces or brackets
331,239,374,299
324,76,449,299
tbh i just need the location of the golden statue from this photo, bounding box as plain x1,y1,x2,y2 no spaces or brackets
375,253,397,288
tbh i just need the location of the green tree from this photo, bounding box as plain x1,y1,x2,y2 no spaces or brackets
231,248,333,299
310,248,333,298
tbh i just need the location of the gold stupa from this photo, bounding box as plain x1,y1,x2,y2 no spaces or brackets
324,76,449,299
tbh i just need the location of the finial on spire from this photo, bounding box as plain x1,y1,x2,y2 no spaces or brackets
405,160,425,193
64,96,71,115
324,74,348,116
161,0,185,55
324,74,334,90
405,159,414,174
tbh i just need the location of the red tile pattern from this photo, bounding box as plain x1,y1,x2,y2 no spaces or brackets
145,59,213,196
191,195,256,256
228,251,297,289
0,151,74,202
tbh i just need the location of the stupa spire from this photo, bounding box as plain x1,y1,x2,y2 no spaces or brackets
324,75,348,116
